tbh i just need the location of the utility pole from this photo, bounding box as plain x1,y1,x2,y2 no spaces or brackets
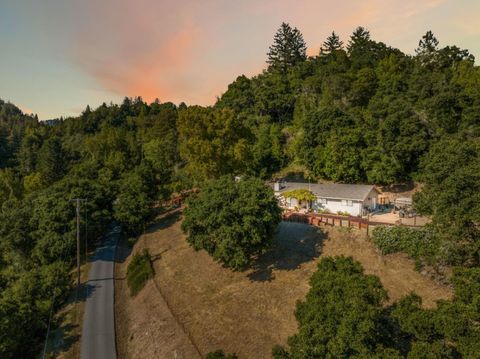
70,198,87,297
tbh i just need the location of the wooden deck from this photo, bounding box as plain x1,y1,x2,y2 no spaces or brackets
282,211,421,233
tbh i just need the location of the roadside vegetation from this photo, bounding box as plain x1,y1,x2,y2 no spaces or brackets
127,249,154,296
0,18,479,357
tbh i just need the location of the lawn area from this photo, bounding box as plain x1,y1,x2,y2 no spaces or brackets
115,209,452,359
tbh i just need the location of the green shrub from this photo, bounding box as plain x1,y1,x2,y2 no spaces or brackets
206,350,238,359
127,249,154,296
372,226,440,266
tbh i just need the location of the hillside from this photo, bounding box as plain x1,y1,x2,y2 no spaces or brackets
115,210,452,358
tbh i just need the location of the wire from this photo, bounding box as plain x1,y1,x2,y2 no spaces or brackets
85,202,88,264
84,202,88,302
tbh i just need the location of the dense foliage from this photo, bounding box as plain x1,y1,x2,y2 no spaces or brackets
127,249,154,296
216,27,477,186
274,256,397,358
181,177,282,270
281,189,316,202
274,256,480,358
372,226,440,267
0,98,177,356
414,135,480,266
390,267,480,357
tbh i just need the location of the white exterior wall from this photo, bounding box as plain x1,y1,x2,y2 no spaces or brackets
312,198,362,216
362,188,379,210
276,188,379,217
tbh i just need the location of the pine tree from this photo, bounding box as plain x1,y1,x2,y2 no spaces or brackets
0,126,9,168
320,31,343,55
347,26,373,68
267,22,307,73
83,105,91,115
37,136,65,184
415,30,439,56
415,31,439,68
347,26,371,53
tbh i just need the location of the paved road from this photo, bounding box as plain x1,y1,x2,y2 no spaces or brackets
80,225,119,359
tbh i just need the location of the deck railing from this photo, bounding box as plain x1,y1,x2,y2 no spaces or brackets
282,211,421,233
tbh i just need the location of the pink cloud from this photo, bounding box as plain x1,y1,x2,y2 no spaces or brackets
65,0,459,107
69,0,204,104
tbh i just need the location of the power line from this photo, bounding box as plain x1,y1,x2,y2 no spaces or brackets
84,203,88,264
84,203,88,301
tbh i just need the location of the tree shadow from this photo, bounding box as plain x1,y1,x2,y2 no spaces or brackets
46,283,94,356
77,282,97,302
115,238,132,264
380,180,415,193
150,248,168,263
248,222,327,282
89,225,121,263
47,313,81,357
145,210,182,234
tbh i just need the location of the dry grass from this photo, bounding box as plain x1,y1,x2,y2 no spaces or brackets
115,210,453,359
115,219,201,359
321,227,452,307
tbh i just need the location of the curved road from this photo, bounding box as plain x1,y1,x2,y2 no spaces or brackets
80,225,119,359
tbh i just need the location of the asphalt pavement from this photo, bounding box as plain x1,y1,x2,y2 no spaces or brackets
80,225,119,359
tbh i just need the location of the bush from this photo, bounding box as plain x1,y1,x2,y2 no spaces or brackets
182,176,282,270
206,350,238,359
372,226,440,266
127,249,154,296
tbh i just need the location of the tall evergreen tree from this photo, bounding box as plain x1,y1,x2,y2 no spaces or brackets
415,31,439,67
415,30,439,56
0,126,9,168
347,26,371,53
267,22,307,73
37,136,65,184
320,31,343,55
347,26,373,68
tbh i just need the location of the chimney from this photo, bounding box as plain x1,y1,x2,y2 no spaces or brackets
274,181,280,192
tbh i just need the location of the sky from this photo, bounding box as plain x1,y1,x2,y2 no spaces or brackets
1,0,479,120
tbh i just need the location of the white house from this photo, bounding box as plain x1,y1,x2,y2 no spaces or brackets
273,181,380,217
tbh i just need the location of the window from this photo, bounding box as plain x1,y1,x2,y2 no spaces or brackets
317,198,327,204
342,200,353,207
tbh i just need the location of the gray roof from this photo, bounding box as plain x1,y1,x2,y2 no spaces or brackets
274,182,378,202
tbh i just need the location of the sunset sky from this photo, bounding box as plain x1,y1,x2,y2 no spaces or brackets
1,0,479,120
